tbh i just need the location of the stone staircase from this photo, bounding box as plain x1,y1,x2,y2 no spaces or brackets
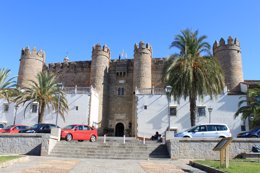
49,137,170,160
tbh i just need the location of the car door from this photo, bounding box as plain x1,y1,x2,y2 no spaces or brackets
204,125,218,138
82,125,91,140
75,125,85,140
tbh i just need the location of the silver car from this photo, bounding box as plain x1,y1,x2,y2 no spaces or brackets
174,123,232,138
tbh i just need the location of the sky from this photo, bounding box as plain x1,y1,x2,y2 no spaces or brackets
0,0,260,80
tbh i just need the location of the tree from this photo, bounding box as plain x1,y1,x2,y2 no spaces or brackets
235,83,260,127
0,68,16,101
16,71,68,123
164,29,225,126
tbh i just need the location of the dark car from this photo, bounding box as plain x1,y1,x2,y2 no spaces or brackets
237,127,260,138
19,123,59,133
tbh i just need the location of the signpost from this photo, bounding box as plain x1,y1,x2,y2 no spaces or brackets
213,137,232,168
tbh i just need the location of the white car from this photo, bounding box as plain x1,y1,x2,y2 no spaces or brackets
174,123,232,138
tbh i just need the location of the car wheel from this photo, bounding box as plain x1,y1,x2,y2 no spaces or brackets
66,134,73,141
183,136,190,138
90,135,96,142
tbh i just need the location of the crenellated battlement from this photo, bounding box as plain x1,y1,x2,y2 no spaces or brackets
134,41,152,55
92,44,110,59
47,61,91,72
213,36,240,53
152,58,166,65
21,47,45,59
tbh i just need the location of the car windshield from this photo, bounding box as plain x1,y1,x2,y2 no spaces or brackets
63,125,77,130
3,125,13,130
187,126,198,132
32,124,41,129
250,127,260,133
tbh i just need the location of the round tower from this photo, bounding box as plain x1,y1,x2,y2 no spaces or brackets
90,44,110,129
17,47,45,88
213,36,243,92
133,41,152,89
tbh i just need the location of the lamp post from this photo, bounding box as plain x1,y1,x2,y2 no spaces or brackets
56,83,63,126
165,85,172,130
13,104,19,125
208,106,213,123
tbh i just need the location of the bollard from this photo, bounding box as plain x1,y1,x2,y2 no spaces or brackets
123,135,125,144
143,137,145,144
104,134,106,143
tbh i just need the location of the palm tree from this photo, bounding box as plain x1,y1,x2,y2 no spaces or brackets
16,71,68,123
235,83,260,127
164,29,225,126
0,68,16,101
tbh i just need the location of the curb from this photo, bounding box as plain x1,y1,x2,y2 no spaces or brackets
0,156,29,168
189,161,225,173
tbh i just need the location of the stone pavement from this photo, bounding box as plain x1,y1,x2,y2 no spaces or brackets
1,156,206,173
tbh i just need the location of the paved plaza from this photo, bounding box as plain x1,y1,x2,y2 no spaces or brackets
1,156,205,173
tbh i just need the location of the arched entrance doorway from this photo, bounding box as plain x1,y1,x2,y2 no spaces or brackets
115,123,124,137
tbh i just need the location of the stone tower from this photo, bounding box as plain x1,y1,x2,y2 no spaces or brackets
17,47,45,88
213,36,243,91
90,44,110,128
133,41,152,89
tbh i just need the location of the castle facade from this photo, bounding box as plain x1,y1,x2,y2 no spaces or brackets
17,37,244,136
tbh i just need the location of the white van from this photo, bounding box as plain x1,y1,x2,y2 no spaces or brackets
174,123,232,138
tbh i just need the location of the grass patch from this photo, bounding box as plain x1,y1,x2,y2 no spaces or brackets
195,160,260,173
0,156,20,163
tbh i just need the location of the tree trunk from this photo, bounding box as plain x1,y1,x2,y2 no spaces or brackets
190,95,197,127
38,103,45,123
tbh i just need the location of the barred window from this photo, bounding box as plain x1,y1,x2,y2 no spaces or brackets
197,106,206,117
32,104,38,113
170,106,177,116
117,87,125,96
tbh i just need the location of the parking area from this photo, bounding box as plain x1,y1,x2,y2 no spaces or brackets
1,156,205,173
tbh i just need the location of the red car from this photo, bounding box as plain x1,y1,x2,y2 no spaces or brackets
1,125,29,133
61,124,98,142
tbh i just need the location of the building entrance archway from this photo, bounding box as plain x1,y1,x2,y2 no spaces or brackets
115,123,124,137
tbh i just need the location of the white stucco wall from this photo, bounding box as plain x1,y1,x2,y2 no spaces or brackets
0,87,99,128
89,88,99,128
136,92,246,138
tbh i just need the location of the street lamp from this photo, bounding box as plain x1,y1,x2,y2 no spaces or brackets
208,106,213,123
56,83,63,126
13,104,19,125
165,85,173,130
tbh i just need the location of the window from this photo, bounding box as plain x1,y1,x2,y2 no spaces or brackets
170,106,177,116
144,105,147,110
198,125,207,132
83,126,91,130
78,126,83,130
3,104,9,112
241,125,246,131
117,87,125,96
197,106,206,117
75,106,79,111
216,125,227,131
121,88,124,95
207,125,217,131
32,104,38,113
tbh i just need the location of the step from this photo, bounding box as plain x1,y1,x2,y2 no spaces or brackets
49,139,169,159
